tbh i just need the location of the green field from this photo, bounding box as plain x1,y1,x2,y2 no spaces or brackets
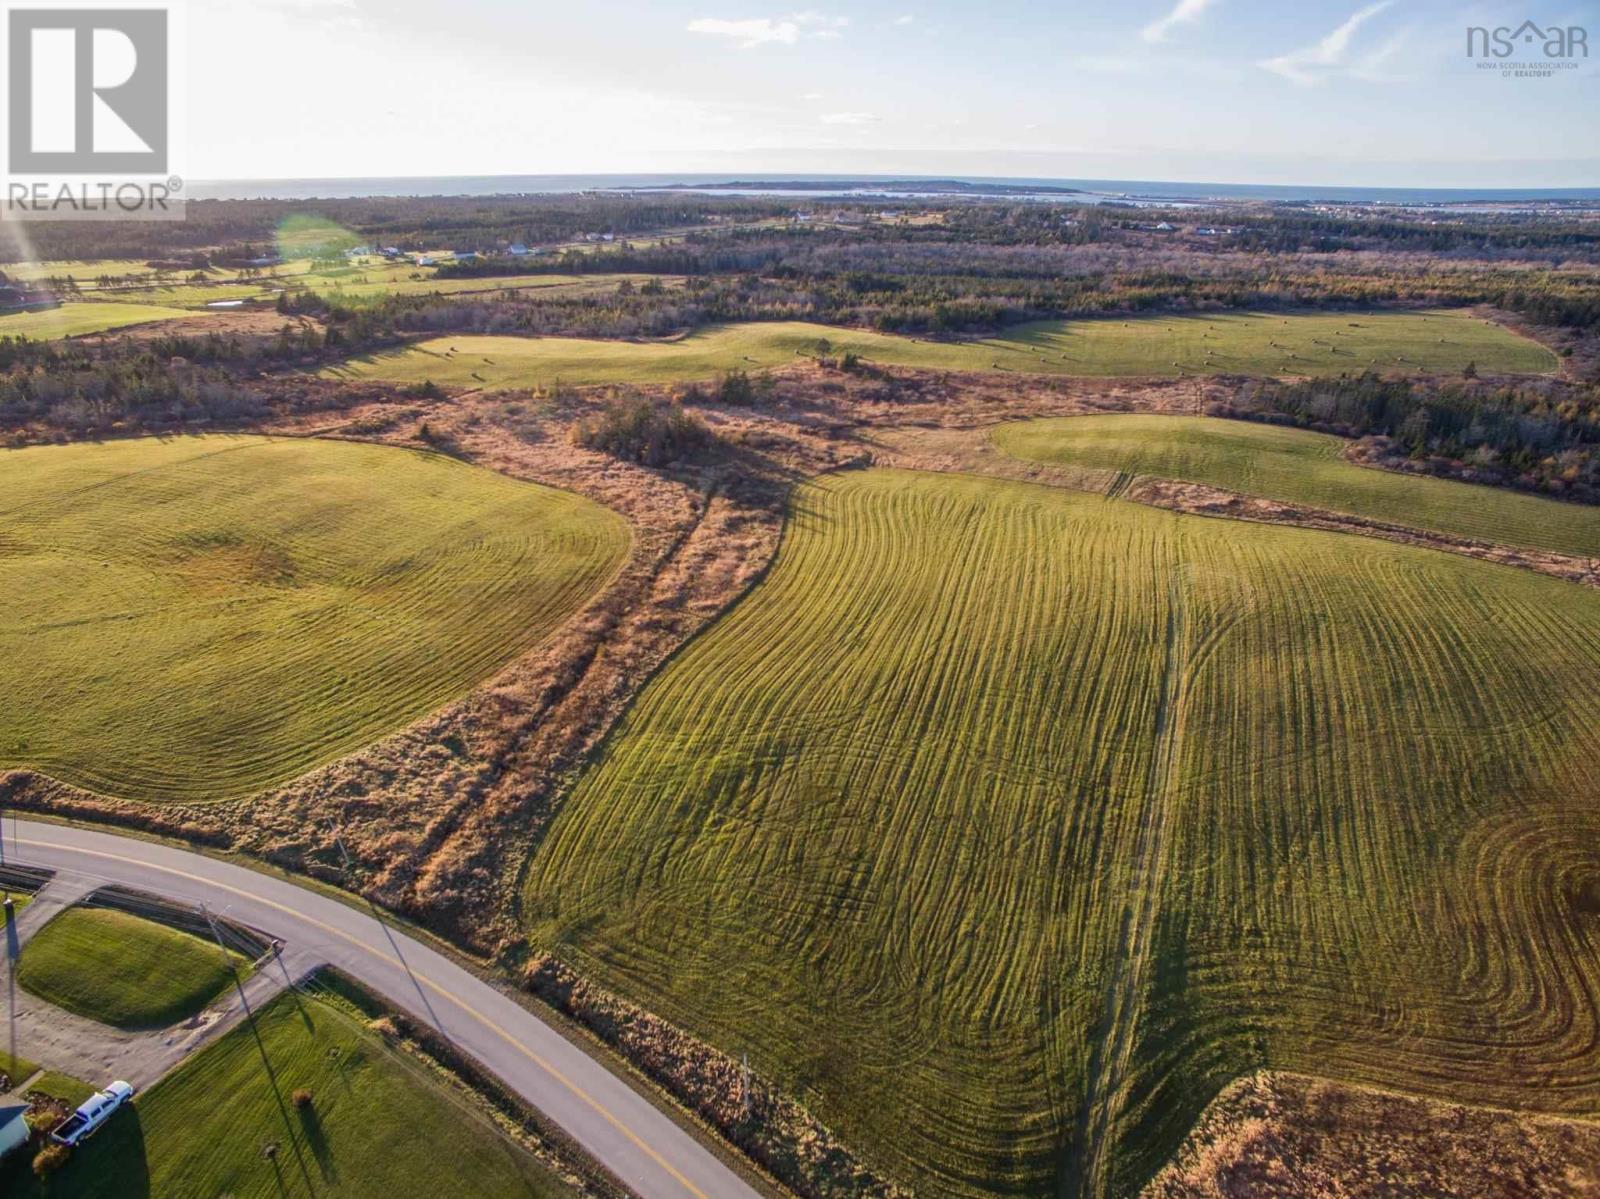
2,258,154,284
2,255,673,325
0,435,628,801
993,414,1600,558
72,270,663,310
0,302,192,339
329,310,1555,390
525,468,1600,1197
2,990,571,1198
17,908,245,1029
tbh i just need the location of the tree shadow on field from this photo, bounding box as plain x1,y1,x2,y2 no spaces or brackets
298,1101,337,1183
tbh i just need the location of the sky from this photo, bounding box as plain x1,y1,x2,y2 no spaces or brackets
186,0,1600,186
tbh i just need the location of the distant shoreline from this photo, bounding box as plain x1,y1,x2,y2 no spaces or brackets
183,173,1600,208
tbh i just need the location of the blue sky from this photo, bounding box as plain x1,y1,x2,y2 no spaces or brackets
190,0,1600,185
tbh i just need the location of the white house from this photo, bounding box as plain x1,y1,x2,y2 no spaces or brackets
508,243,530,256
0,1098,30,1160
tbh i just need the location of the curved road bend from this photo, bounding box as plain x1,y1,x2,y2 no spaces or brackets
5,818,761,1199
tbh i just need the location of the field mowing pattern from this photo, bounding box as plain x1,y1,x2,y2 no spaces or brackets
328,310,1554,389
0,435,628,801
526,469,1600,1197
994,414,1600,558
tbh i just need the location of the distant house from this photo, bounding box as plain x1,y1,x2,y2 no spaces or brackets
1154,222,1177,232
507,243,530,256
0,1098,29,1160
1195,226,1219,236
379,246,402,258
452,250,481,262
415,255,437,267
345,246,372,258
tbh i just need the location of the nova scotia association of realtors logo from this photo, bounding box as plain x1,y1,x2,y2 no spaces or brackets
1467,19,1589,78
3,2,184,220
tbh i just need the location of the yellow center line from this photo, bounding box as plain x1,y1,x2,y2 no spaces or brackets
16,834,712,1199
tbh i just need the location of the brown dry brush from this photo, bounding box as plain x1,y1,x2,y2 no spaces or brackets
1144,1072,1600,1199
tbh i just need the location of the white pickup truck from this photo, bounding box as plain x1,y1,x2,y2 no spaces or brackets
51,1082,135,1147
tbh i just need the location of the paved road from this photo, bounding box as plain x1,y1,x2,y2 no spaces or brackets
4,867,301,1089
3,819,761,1199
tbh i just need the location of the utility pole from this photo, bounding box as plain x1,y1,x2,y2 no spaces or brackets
198,902,230,959
327,824,353,878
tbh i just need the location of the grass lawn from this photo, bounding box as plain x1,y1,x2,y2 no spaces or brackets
993,414,1600,558
0,435,628,802
2,1053,40,1090
26,1072,95,1108
327,310,1556,390
0,302,192,339
2,990,573,1198
17,908,246,1029
525,468,1600,1198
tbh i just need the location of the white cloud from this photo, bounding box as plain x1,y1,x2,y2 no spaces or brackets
893,14,915,25
800,91,826,100
687,11,847,48
819,111,879,125
687,17,800,46
1141,0,1217,43
1259,1,1396,84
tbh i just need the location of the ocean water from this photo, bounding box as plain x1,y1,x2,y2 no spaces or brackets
185,174,1600,206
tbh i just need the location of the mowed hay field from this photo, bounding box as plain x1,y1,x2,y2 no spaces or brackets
995,414,1600,558
0,301,193,339
0,436,627,801
329,309,1555,390
524,469,1600,1197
